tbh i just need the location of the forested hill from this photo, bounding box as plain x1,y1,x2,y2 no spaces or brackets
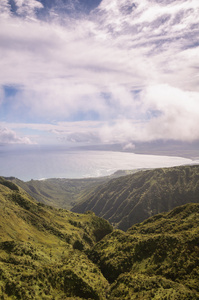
0,177,112,299
88,203,199,299
7,170,137,210
72,165,199,230
0,176,198,299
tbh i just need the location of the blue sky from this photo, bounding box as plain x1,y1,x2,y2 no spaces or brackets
0,0,199,148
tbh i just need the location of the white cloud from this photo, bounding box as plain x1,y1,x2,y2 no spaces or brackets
0,127,33,144
14,0,43,18
123,142,135,150
0,0,199,145
142,84,199,141
0,0,11,17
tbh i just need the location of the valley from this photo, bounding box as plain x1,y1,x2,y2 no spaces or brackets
73,165,199,230
0,165,199,299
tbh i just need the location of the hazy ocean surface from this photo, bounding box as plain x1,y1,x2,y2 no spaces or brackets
0,146,197,181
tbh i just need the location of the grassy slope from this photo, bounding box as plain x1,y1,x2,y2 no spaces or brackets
0,177,199,299
72,165,199,230
7,170,140,210
8,177,108,210
0,177,112,299
88,203,199,299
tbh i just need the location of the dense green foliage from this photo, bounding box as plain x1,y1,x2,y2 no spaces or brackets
0,182,112,299
89,203,199,299
72,165,199,230
0,174,199,299
0,177,19,192
8,177,107,210
8,170,137,210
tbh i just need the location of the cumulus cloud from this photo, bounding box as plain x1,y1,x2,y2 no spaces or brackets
143,85,199,141
0,0,11,17
123,143,135,151
0,0,199,145
15,0,43,18
0,127,33,144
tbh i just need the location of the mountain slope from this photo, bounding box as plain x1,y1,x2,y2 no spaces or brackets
88,203,199,299
8,176,109,210
7,169,139,210
0,177,112,299
0,176,198,299
72,165,199,230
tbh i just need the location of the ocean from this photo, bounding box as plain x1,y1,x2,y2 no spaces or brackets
0,145,197,181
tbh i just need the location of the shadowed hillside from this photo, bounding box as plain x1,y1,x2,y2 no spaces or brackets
72,165,199,230
88,203,199,299
7,177,108,210
7,169,139,210
0,176,199,299
0,177,112,299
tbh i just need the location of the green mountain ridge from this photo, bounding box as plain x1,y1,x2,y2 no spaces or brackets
88,202,199,299
72,165,199,230
7,169,139,210
0,177,112,299
0,172,199,299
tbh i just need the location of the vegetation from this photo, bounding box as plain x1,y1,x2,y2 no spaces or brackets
88,203,199,299
7,177,107,210
0,177,19,192
0,170,199,299
7,169,138,210
0,181,112,299
72,165,199,230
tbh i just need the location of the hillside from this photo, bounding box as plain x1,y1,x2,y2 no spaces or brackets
7,169,139,210
0,178,199,300
89,203,199,299
0,177,112,299
89,204,199,300
7,177,108,210
72,165,199,230
0,176,198,298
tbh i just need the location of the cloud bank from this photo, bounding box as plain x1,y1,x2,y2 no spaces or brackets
0,0,199,146
0,127,32,145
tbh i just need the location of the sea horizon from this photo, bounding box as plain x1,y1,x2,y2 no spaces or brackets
0,145,198,182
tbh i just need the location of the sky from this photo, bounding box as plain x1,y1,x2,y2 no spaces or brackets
0,0,199,150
